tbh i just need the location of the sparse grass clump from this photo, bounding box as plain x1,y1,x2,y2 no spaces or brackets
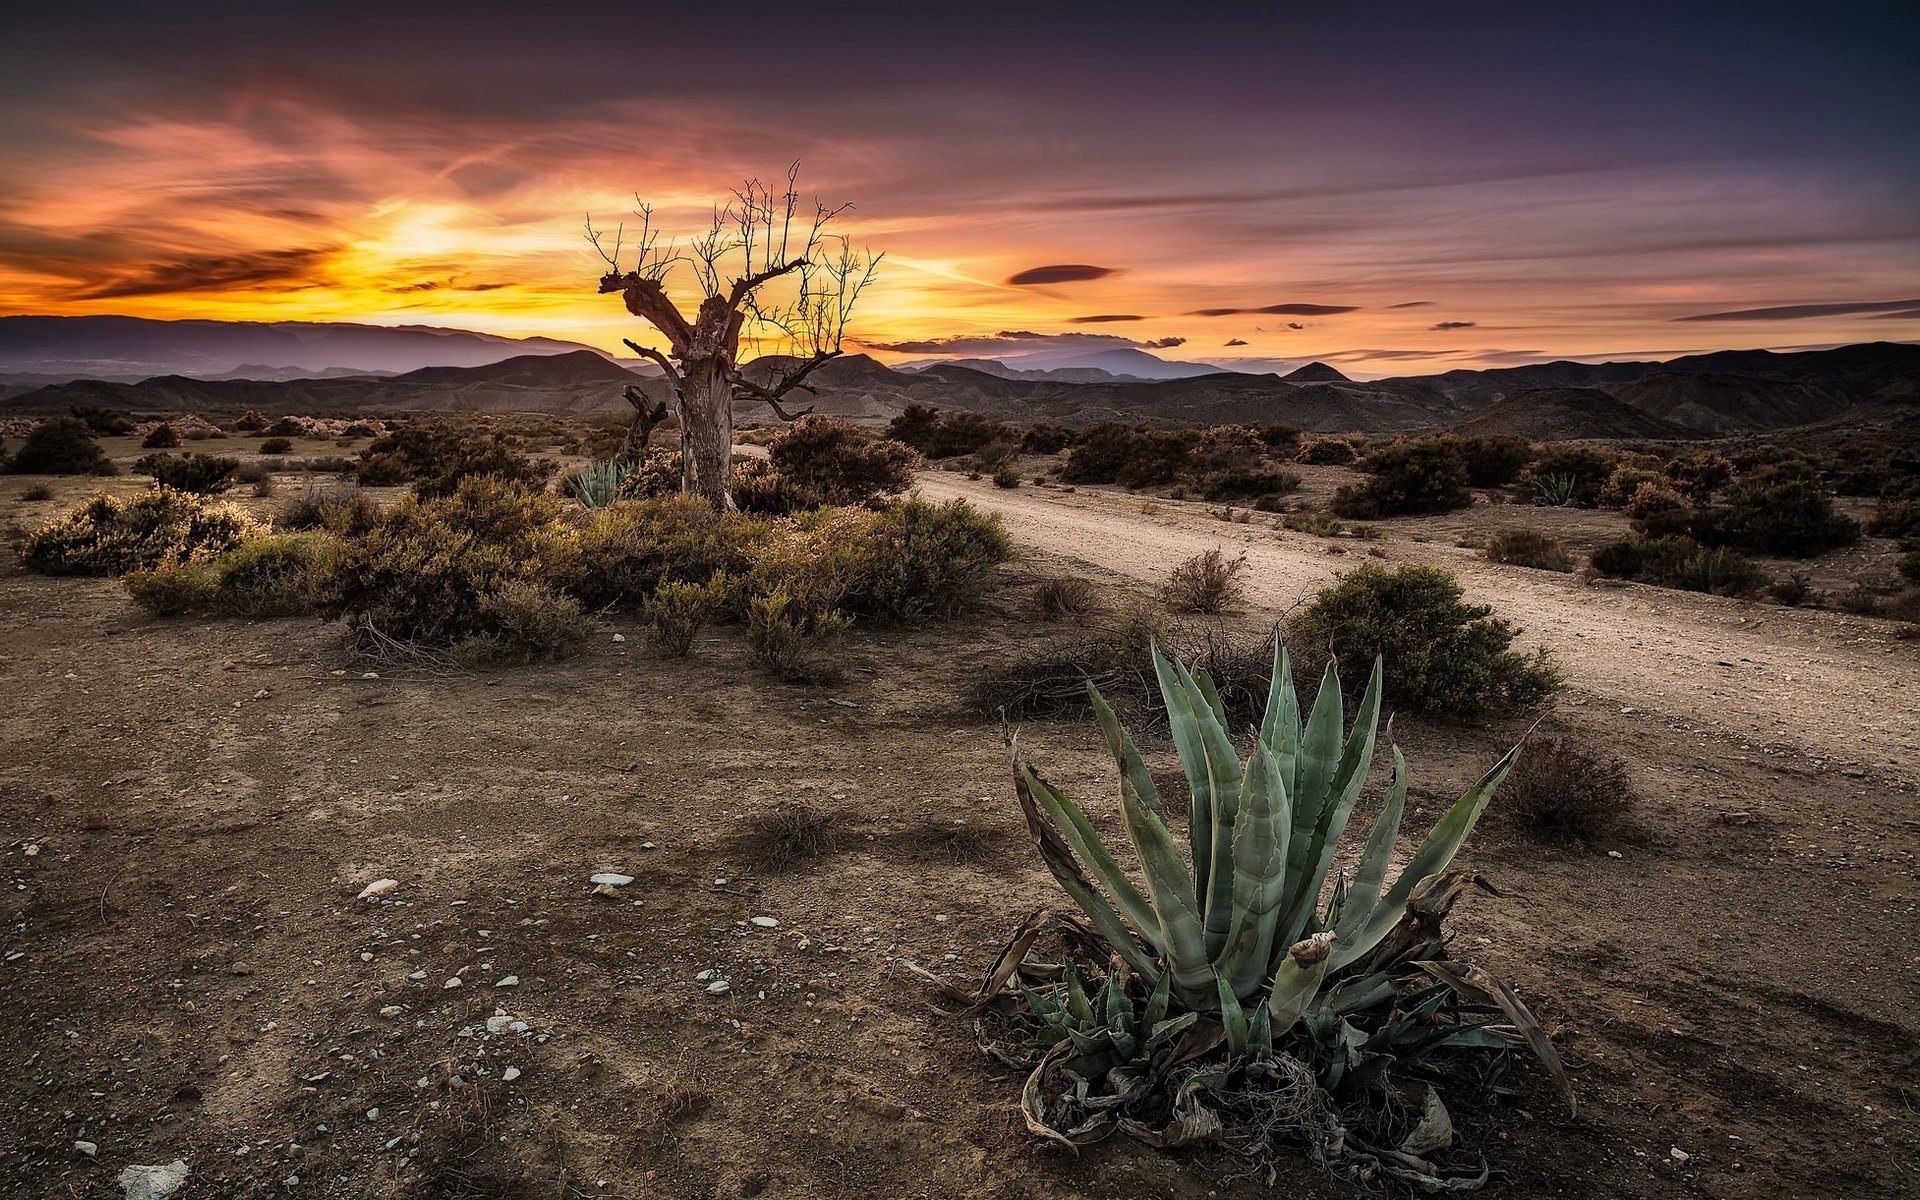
1033,575,1097,618
1483,528,1573,572
20,483,53,502
19,487,260,576
4,418,117,476
1160,547,1248,613
1867,496,1920,539
1504,735,1636,842
737,802,841,871
642,572,727,656
1770,571,1815,607
1295,436,1358,466
258,437,294,455
1281,510,1345,537
1288,563,1559,716
993,463,1022,489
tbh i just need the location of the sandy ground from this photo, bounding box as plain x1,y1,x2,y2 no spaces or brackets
1,457,1916,1199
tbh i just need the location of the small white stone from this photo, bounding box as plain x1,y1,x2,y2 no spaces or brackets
407,969,427,981
366,1108,380,1122
501,1066,521,1082
705,979,732,996
443,977,463,989
357,879,399,900
589,873,634,887
495,975,519,988
379,1005,403,1017
611,633,626,643
749,916,779,928
73,1140,97,1158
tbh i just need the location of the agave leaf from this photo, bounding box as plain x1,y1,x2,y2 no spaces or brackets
1267,942,1332,1036
1277,658,1383,948
1249,999,1275,1064
1104,971,1132,1043
1214,972,1249,1057
1114,751,1215,1001
1256,642,1300,767
1011,762,1164,982
1331,744,1408,951
1088,684,1163,818
1330,739,1522,971
1065,967,1094,1025
1143,971,1172,1030
1153,645,1217,896
1146,1011,1199,1048
1018,753,1159,941
1192,667,1230,735
1213,742,1293,999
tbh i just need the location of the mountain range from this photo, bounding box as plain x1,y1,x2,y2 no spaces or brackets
1,316,1915,445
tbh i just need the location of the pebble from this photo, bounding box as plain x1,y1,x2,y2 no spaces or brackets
361,672,380,680
443,977,463,989
611,633,626,643
118,1161,190,1200
357,878,400,900
485,1015,514,1034
589,873,634,887
407,969,427,981
366,1108,380,1122
1606,850,1624,859
379,1005,403,1018
705,980,732,996
495,975,519,988
749,916,779,928
73,1139,97,1158
502,1066,521,1082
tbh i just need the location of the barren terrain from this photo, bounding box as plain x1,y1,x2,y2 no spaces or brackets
2,455,1917,1199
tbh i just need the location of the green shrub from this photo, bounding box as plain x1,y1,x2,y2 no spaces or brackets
356,425,554,497
318,477,586,657
1694,464,1859,557
1483,528,1573,571
1281,509,1345,537
1868,497,1920,539
1062,423,1183,485
5,418,118,476
1199,467,1300,502
833,496,1013,620
1295,436,1359,466
70,405,133,435
1589,535,1766,597
277,484,378,535
1662,451,1735,501
340,422,379,439
1623,481,1693,536
264,417,306,438
1438,434,1534,487
993,463,1022,488
126,533,330,618
141,423,181,449
133,452,240,494
259,437,294,455
1770,571,1815,606
1598,465,1666,509
884,404,941,452
763,414,919,508
1020,423,1074,455
19,488,260,576
642,572,727,656
568,494,772,610
1524,445,1617,507
1288,563,1559,716
927,411,1017,460
1331,437,1471,518
748,586,850,682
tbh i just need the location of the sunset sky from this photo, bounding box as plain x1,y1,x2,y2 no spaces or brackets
2,3,1917,377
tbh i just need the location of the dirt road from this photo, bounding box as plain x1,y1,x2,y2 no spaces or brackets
917,471,1920,780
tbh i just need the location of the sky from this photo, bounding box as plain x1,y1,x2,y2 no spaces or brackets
1,2,1917,378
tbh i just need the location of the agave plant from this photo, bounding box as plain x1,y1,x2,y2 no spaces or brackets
1534,472,1579,507
991,643,1571,1173
569,458,633,508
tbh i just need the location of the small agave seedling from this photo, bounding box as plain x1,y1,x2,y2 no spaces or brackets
1013,643,1559,1080
570,458,634,509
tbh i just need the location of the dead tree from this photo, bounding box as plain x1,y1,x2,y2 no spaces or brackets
618,385,669,459
590,165,879,509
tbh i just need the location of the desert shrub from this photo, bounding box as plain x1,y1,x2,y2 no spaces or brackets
259,437,294,455
264,417,306,438
1770,571,1815,606
1524,445,1617,507
128,533,330,618
1598,465,1665,509
993,463,1022,488
1282,510,1345,537
885,404,942,452
1021,423,1074,455
5,418,117,476
828,496,1013,621
291,455,356,474
18,487,260,576
1160,548,1248,613
1288,563,1559,716
318,477,587,658
1295,436,1358,466
141,423,181,449
1193,425,1266,473
1033,576,1097,618
1200,467,1300,502
1060,422,1199,487
748,586,850,682
1661,450,1735,501
1694,464,1859,557
340,422,379,439
356,425,554,497
70,405,134,435
969,439,1021,471
134,452,239,494
1504,736,1635,841
251,477,275,497
1331,437,1471,518
736,801,841,870
20,483,53,501
642,572,728,656
234,462,272,485
568,495,773,609
1835,583,1885,616
231,410,269,432
1589,535,1766,596
1483,528,1573,572
1622,481,1694,536
1867,497,1920,539
1897,551,1920,584
1439,434,1533,487
763,414,919,508
1254,422,1302,455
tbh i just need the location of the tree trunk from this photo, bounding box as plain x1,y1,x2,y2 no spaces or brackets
679,356,734,510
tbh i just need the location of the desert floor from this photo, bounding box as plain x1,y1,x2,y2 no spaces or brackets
2,457,1916,1199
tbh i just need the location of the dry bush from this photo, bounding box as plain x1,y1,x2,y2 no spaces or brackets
259,437,294,455
1033,575,1097,619
1160,548,1248,613
642,572,727,656
278,483,380,535
1504,736,1636,842
127,533,330,619
141,423,180,449
4,418,117,476
1769,571,1815,607
735,802,842,870
747,586,850,683
19,487,259,576
1295,436,1358,466
20,484,53,502
1483,528,1573,572
972,614,1275,726
1282,510,1345,537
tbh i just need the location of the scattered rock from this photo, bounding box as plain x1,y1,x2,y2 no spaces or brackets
118,1160,190,1200
495,975,519,988
749,916,780,928
590,884,620,898
705,979,732,996
502,1066,522,1082
611,633,626,643
443,977,463,989
378,1005,403,1018
356,879,399,900
74,1140,98,1158
589,873,634,887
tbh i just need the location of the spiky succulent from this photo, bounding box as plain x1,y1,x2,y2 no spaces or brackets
1016,644,1522,1034
569,458,633,508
